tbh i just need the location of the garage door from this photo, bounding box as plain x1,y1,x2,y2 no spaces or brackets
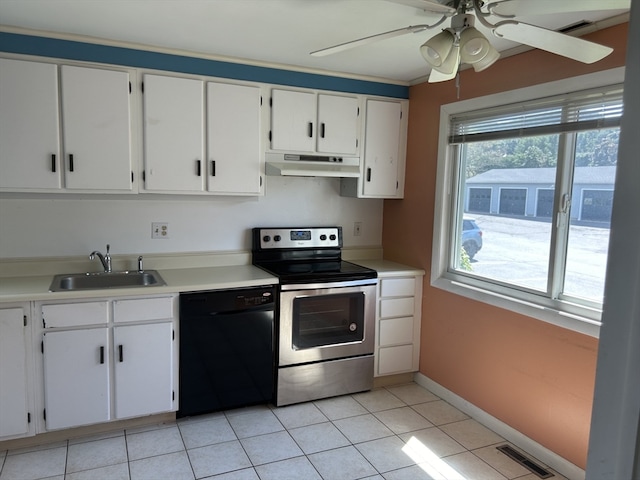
536,189,554,218
499,188,526,216
468,188,491,213
581,190,613,222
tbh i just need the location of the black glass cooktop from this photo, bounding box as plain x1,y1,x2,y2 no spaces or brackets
254,260,376,284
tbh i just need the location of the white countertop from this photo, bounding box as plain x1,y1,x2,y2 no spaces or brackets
0,258,424,303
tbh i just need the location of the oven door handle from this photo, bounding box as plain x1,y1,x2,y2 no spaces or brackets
280,278,377,291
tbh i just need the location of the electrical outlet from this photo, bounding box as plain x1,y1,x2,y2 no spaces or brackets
353,222,362,236
152,222,169,239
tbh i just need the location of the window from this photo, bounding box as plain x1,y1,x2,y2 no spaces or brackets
432,69,625,336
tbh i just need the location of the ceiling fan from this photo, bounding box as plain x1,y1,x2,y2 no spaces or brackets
310,0,629,83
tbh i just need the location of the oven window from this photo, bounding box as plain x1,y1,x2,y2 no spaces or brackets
292,292,365,349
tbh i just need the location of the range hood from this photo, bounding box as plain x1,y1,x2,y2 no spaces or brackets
265,153,361,178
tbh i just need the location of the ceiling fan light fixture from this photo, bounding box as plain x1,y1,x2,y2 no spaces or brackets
432,43,460,76
472,45,500,71
459,26,492,64
420,29,454,67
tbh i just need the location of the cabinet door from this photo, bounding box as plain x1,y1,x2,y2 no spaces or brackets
60,65,133,191
271,89,316,152
113,323,174,419
0,59,61,190
0,307,30,438
207,82,262,195
143,74,205,192
43,328,110,430
362,100,402,197
317,94,358,155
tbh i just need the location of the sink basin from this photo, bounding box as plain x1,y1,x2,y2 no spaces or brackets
49,270,166,292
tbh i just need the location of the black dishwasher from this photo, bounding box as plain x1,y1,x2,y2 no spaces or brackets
177,285,275,418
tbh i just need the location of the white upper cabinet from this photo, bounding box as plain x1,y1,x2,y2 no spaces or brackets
0,59,61,190
316,94,359,155
142,74,205,192
207,82,262,195
0,59,134,193
341,98,408,199
270,89,359,155
60,65,133,191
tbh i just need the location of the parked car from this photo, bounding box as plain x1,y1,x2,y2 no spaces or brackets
462,218,483,259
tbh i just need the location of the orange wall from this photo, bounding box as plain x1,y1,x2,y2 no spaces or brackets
382,23,628,469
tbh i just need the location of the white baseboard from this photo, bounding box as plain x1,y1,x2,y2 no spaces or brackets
413,372,585,480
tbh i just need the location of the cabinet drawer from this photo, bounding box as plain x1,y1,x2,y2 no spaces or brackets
378,344,414,375
379,316,414,347
42,302,108,328
380,277,415,297
380,297,414,318
113,297,174,323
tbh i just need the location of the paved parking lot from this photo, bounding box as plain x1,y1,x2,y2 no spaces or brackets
466,215,610,302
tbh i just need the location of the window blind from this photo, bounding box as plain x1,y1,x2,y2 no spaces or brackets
449,85,624,144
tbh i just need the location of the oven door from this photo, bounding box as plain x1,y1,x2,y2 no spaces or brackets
278,279,376,366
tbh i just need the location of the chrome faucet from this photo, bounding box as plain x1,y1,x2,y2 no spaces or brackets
89,244,112,273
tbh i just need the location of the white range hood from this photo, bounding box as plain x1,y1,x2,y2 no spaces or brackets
265,153,361,178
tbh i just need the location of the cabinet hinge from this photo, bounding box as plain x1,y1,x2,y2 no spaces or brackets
129,81,132,94
357,107,360,116
172,329,175,341
260,176,263,187
396,181,399,189
260,96,263,106
142,170,146,183
24,315,27,327
43,409,46,421
42,318,46,329
141,82,144,93
269,97,273,107
400,110,403,119
41,341,44,354
268,131,272,142
356,139,358,148
27,412,31,423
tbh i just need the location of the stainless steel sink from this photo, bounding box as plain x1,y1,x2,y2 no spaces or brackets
49,270,166,292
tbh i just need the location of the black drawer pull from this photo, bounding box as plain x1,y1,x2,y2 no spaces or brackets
51,154,56,173
196,160,201,177
99,346,104,364
366,167,372,182
307,122,313,138
119,345,123,362
69,154,74,172
211,160,216,176
321,123,326,138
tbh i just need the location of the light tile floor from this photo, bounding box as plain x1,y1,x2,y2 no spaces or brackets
0,382,568,480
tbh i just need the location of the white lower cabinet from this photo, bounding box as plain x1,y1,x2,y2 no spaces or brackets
113,322,174,419
39,295,177,431
0,304,34,440
375,274,423,377
43,328,111,430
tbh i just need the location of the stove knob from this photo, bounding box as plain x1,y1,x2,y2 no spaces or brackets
274,235,282,242
262,235,271,243
320,234,327,241
329,234,337,241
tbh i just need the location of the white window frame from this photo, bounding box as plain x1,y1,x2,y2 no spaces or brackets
431,67,625,338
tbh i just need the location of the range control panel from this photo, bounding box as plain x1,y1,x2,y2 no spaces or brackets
256,227,342,249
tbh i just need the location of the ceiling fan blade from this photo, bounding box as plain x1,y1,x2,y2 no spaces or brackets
386,0,456,16
488,0,630,17
310,25,429,57
493,21,614,64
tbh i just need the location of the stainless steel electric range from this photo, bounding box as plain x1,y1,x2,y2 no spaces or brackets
252,226,378,406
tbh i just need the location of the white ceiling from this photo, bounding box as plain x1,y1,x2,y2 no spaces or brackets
0,0,630,84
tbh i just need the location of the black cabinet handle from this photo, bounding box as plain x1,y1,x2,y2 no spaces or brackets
99,346,104,364
196,160,201,177
118,345,123,362
320,123,326,138
51,154,56,173
307,122,313,138
211,160,216,177
366,167,372,182
69,154,74,172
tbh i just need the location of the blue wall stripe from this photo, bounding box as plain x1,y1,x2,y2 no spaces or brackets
0,32,409,99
